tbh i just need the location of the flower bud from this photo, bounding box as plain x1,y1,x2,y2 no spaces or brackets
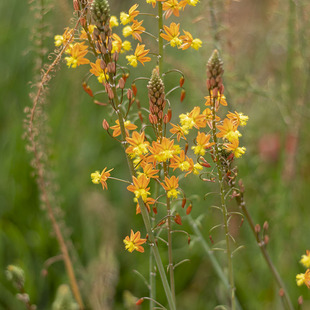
174,213,182,225
206,49,224,91
186,204,192,215
91,0,110,28
118,77,125,89
181,197,186,208
180,89,186,102
102,119,109,130
131,83,137,96
136,298,144,305
179,76,185,87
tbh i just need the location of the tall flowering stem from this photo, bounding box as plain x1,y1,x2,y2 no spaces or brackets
208,50,236,310
158,1,164,74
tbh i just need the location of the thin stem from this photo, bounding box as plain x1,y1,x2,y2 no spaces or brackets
164,164,175,304
28,13,86,310
111,85,176,310
210,98,235,310
158,2,163,75
187,215,243,310
233,192,294,310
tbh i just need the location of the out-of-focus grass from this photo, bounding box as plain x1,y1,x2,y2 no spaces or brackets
1,0,310,309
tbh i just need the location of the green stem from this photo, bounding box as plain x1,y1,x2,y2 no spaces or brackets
163,165,176,304
187,215,243,310
158,2,163,75
234,193,294,310
210,98,235,310
112,89,176,310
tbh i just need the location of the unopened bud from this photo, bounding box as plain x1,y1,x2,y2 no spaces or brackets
80,17,86,27
82,82,94,97
136,298,144,305
138,111,143,123
181,197,186,208
102,119,109,130
263,221,269,231
184,142,189,154
174,214,182,225
131,83,137,96
186,204,192,215
127,89,133,100
264,235,269,245
298,296,303,305
118,77,125,89
179,76,185,87
73,0,80,11
279,288,284,297
167,108,172,122
255,224,261,233
180,89,186,102
163,114,169,124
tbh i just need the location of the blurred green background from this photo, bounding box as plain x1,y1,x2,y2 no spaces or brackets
1,0,310,309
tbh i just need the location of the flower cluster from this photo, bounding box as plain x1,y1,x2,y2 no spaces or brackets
296,250,310,288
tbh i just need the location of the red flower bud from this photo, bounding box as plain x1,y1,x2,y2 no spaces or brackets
180,89,186,102
82,82,94,97
186,204,192,215
132,83,137,96
181,197,186,208
118,77,125,89
179,76,185,88
174,214,182,225
136,298,144,305
138,111,143,123
73,0,80,11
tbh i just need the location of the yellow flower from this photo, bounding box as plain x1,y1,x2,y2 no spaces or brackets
227,111,249,127
91,167,113,190
161,176,180,199
193,163,203,175
300,250,310,268
296,273,305,286
124,230,147,253
148,137,179,163
126,131,150,157
170,150,194,176
137,163,159,179
179,30,202,50
110,119,137,137
126,44,151,67
110,16,119,28
162,0,183,19
90,59,109,83
179,106,206,132
127,175,151,202
296,269,310,288
122,40,132,52
120,4,140,25
170,123,187,141
192,132,214,156
122,20,145,42
54,28,74,47
64,42,90,68
217,118,241,142
160,22,182,47
146,0,157,8
180,0,199,6
80,25,96,40
224,139,246,158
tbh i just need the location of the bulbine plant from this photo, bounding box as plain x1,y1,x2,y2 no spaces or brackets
14,0,308,309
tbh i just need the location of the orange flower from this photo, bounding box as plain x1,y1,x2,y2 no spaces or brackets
126,44,151,67
123,230,147,253
126,131,150,157
169,123,187,141
54,27,74,47
90,59,109,83
227,111,249,127
79,25,96,40
127,175,151,202
179,106,206,132
192,132,214,156
170,150,194,176
224,139,246,158
65,42,90,68
120,4,140,25
162,0,183,19
216,118,241,142
110,119,137,137
179,30,202,50
137,163,159,179
205,92,227,110
161,176,180,199
203,108,221,129
148,137,180,163
160,22,182,47
123,20,145,42
91,167,113,190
